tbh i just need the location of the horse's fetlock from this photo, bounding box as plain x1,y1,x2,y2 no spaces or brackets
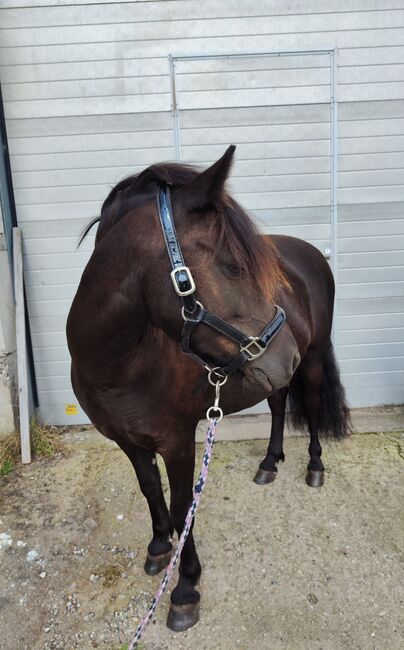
260,460,278,472
260,450,285,471
148,536,172,556
308,459,324,472
171,581,200,606
276,451,285,463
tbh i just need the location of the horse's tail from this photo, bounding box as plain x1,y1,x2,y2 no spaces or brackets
288,342,351,439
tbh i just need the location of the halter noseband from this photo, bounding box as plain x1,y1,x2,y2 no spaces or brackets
157,184,286,378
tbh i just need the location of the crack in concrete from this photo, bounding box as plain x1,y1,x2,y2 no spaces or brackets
383,433,404,461
395,440,404,461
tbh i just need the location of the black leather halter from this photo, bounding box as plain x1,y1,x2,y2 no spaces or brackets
157,185,286,377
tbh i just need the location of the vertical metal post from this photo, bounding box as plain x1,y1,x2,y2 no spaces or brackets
13,227,31,463
330,48,339,351
168,54,181,160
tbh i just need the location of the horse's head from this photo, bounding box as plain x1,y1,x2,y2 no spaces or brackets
140,146,300,395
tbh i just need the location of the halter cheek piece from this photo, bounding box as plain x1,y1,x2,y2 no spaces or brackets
157,185,286,379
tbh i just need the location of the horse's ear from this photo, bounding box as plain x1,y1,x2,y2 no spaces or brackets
176,145,236,212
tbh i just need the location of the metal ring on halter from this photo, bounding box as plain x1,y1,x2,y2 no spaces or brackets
181,300,204,322
206,406,224,422
208,367,228,386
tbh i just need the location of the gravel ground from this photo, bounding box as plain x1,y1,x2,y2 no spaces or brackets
0,427,403,650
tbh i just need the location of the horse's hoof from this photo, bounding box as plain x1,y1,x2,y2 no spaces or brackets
144,550,172,576
166,601,200,632
253,468,277,485
306,470,325,487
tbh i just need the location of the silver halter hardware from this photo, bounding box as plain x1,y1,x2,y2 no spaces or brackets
240,336,267,360
170,266,196,297
206,367,228,422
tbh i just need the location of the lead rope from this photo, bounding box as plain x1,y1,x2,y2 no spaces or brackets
128,373,226,650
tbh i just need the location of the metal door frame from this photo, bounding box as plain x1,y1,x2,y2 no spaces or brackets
168,48,339,346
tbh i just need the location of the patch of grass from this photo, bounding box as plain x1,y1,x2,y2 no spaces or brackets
30,419,65,457
98,563,122,587
0,431,21,476
0,418,65,475
0,458,14,476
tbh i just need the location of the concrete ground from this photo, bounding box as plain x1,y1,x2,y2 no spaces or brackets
0,408,403,650
195,404,404,441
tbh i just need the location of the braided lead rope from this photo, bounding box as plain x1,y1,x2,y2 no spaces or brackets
128,417,218,650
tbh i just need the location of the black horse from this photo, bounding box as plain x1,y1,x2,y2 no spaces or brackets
67,146,350,631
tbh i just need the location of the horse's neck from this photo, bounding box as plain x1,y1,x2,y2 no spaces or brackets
68,241,147,365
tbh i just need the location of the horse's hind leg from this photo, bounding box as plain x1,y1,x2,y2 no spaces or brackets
254,387,288,485
163,438,201,632
300,360,325,487
115,440,173,575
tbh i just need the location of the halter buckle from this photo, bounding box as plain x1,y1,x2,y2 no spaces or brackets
171,266,196,297
240,336,267,361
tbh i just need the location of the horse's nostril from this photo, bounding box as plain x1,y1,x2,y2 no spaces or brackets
292,353,300,373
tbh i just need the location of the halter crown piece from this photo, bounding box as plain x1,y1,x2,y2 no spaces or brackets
157,184,286,381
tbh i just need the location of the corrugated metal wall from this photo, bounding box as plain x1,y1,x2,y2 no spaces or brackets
1,0,403,424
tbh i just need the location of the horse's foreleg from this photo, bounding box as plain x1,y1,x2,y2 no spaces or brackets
254,387,288,485
163,440,201,632
115,440,173,574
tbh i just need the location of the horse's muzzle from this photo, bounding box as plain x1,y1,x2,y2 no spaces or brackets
243,334,300,395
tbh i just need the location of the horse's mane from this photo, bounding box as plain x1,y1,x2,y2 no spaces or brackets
80,162,288,302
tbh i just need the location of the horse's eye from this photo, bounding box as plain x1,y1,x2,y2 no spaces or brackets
224,261,244,278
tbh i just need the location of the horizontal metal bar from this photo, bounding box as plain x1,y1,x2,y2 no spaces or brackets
179,101,333,111
171,49,334,62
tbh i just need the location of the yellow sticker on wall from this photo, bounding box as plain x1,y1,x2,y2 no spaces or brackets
65,404,78,415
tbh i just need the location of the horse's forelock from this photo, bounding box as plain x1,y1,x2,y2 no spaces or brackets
212,194,287,303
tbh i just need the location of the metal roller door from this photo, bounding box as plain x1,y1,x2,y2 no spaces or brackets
1,1,403,423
